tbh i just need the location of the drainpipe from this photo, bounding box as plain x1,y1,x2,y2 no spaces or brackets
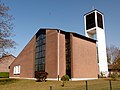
57,30,60,81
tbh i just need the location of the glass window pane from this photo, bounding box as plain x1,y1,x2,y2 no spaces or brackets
36,53,40,58
43,51,45,57
35,32,46,72
43,38,46,43
35,59,38,64
39,52,42,57
42,51,44,57
42,45,45,51
40,40,43,45
36,53,38,58
40,46,42,51
42,58,45,64
36,41,39,46
39,58,41,64
36,46,39,52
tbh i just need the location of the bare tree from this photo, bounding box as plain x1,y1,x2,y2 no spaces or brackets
107,45,120,64
0,1,16,56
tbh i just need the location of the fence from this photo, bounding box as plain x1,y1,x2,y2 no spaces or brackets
49,80,120,90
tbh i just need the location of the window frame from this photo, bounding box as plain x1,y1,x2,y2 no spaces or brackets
13,65,21,75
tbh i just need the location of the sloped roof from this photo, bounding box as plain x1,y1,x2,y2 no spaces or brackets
0,54,16,60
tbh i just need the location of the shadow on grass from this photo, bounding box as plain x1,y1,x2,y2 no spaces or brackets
101,78,120,81
0,78,19,85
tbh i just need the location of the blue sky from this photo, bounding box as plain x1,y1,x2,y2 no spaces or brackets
4,0,120,57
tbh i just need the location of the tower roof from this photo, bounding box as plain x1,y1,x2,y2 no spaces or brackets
84,9,104,16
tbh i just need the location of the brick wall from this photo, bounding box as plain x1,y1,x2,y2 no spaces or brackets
45,30,58,78
9,36,36,78
45,30,66,78
0,55,15,72
9,29,98,80
59,33,66,77
71,33,98,79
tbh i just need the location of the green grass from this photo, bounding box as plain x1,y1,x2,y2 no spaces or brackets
0,78,120,90
0,72,9,78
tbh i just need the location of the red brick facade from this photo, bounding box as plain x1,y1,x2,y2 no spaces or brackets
71,33,98,80
0,55,15,72
10,36,36,78
10,29,98,80
45,30,58,78
45,30,66,79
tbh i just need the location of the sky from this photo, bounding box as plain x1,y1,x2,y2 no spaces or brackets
3,0,120,57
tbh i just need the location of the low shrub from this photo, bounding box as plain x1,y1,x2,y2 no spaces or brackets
99,72,107,78
111,73,118,80
0,72,9,78
35,71,48,82
118,74,120,78
61,75,70,87
61,75,70,81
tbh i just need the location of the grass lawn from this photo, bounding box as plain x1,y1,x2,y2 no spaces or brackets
0,78,120,90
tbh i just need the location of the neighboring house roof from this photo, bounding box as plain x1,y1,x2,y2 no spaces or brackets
0,54,16,59
0,54,16,72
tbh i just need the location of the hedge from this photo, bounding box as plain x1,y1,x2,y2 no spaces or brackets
0,72,9,78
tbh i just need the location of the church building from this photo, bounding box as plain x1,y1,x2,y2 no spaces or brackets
10,9,108,80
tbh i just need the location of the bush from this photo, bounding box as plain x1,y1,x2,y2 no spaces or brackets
61,75,70,81
99,72,106,78
61,75,70,87
0,72,9,78
118,74,120,78
111,73,118,80
35,71,48,82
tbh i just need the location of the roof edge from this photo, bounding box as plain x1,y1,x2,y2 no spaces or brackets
84,9,104,16
37,28,96,43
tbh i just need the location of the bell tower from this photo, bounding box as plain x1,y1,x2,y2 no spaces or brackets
84,9,108,76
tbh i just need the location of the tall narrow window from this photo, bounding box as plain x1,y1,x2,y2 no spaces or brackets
86,12,96,30
35,30,46,73
97,12,103,29
65,33,71,78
